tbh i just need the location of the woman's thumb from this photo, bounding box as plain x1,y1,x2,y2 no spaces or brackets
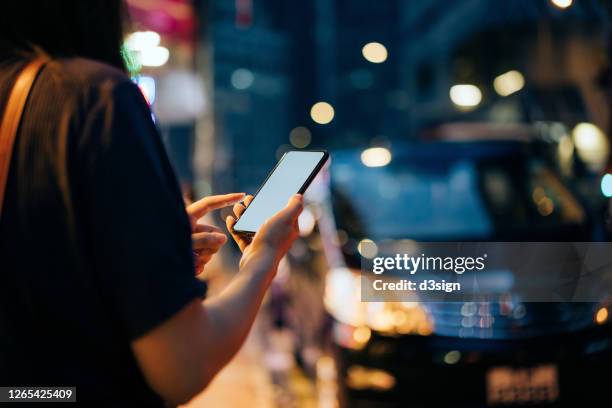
277,194,303,222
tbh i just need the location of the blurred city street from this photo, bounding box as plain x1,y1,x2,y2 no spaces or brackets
4,0,612,406
186,319,275,408
128,0,612,406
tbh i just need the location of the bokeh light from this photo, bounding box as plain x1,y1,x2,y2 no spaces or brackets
443,350,461,365
231,68,254,90
595,307,608,324
362,42,388,63
352,326,372,344
551,0,572,9
133,75,156,105
125,31,169,67
346,365,396,391
601,174,612,198
357,239,378,258
310,102,335,124
493,70,525,96
138,46,170,67
125,31,160,51
537,197,554,216
572,123,609,171
289,126,312,148
361,147,392,167
449,84,482,108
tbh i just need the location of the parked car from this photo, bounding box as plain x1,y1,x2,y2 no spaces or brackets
307,140,612,407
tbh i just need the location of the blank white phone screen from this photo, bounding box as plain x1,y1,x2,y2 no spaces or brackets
234,151,325,233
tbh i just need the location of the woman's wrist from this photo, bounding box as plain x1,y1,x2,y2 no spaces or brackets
239,243,279,281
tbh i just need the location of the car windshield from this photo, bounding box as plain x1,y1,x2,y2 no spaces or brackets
330,146,586,241
332,158,492,240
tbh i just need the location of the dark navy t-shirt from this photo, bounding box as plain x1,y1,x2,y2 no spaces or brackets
0,57,206,406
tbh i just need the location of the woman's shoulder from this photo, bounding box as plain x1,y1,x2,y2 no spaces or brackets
53,57,131,88
39,58,151,149
42,57,140,108
44,57,148,123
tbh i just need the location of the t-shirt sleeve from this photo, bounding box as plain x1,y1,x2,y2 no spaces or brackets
82,79,206,340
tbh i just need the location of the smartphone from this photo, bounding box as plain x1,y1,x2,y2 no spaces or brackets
232,150,329,237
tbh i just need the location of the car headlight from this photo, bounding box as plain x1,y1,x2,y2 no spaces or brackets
325,267,433,340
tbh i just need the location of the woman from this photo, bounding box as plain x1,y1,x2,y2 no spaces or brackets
0,1,302,406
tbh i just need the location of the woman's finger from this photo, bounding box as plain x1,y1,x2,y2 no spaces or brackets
192,232,227,250
233,202,247,218
226,215,248,252
193,249,214,276
226,215,236,231
226,216,238,239
195,253,212,275
197,253,212,264
194,247,220,256
270,194,303,224
187,193,245,219
194,223,223,233
232,195,254,218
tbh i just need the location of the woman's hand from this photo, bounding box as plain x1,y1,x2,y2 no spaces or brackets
225,195,254,252
187,193,245,275
226,194,303,269
135,195,302,407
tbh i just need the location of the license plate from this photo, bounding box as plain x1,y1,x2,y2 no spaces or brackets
486,365,559,405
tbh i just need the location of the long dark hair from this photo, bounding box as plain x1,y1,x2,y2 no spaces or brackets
0,0,126,69
0,0,127,246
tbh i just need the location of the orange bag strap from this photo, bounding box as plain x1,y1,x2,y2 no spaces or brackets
0,57,48,218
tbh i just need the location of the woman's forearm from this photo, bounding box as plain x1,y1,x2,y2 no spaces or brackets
131,248,281,405
199,247,279,380
133,197,301,405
